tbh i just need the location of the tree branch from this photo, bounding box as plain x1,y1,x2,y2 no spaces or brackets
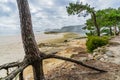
0,62,21,70
45,54,107,72
3,60,29,80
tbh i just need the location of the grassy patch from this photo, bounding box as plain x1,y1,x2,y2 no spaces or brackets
44,31,59,34
47,32,80,43
63,32,80,39
39,32,81,45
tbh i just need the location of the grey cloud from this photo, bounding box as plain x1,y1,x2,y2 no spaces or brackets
0,0,120,32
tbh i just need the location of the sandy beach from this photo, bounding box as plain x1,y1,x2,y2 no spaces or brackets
0,33,63,77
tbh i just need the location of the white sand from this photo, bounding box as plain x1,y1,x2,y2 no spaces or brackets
0,33,63,77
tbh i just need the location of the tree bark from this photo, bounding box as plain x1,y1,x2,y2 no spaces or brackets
17,0,40,57
19,71,24,80
32,60,45,80
0,62,20,70
92,12,100,36
109,26,112,36
17,0,44,79
114,25,117,36
4,60,29,80
118,27,120,35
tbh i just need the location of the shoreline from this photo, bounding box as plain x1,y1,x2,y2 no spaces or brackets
0,33,64,77
0,33,64,64
0,32,86,78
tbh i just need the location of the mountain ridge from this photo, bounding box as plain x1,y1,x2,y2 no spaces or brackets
45,25,86,35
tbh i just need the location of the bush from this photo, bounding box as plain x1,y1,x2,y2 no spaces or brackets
86,36,108,52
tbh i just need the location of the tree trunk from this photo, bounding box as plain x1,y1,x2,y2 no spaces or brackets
19,71,23,80
92,12,100,36
17,0,44,79
109,26,112,36
32,60,45,80
118,27,120,35
114,25,117,36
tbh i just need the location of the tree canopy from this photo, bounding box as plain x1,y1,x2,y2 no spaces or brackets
86,8,120,36
66,2,100,36
66,1,120,36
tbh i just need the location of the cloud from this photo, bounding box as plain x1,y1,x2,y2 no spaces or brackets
0,0,120,34
79,0,120,9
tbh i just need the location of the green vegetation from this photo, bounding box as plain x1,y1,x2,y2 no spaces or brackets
44,31,59,34
66,1,120,53
66,2,120,36
41,32,80,44
86,36,109,52
66,2,100,36
85,8,120,36
63,32,80,38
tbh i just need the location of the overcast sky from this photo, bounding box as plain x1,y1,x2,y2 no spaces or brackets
0,0,120,32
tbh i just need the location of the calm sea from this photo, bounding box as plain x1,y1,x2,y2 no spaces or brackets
0,28,43,36
0,29,20,36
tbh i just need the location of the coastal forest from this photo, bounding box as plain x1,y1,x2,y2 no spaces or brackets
0,0,120,80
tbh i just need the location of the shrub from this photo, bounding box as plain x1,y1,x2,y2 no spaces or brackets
86,36,108,52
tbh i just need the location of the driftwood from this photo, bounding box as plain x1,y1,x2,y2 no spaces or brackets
0,0,107,80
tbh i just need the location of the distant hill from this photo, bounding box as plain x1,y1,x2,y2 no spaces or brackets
45,25,86,35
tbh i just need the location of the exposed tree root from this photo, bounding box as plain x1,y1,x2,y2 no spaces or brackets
3,59,29,80
0,53,107,80
44,54,107,72
0,62,20,70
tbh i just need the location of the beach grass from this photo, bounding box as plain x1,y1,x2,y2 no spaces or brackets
44,32,80,44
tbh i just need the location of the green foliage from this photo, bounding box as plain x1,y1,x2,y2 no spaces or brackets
85,7,120,36
86,36,109,52
44,31,59,34
67,2,120,36
66,2,101,36
66,2,94,17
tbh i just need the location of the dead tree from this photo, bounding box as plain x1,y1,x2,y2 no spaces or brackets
0,0,107,80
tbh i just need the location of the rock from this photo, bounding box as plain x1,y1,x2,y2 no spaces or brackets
94,55,103,60
99,58,105,61
103,54,108,59
71,65,76,70
87,54,93,60
105,50,115,57
93,47,106,55
79,57,87,61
